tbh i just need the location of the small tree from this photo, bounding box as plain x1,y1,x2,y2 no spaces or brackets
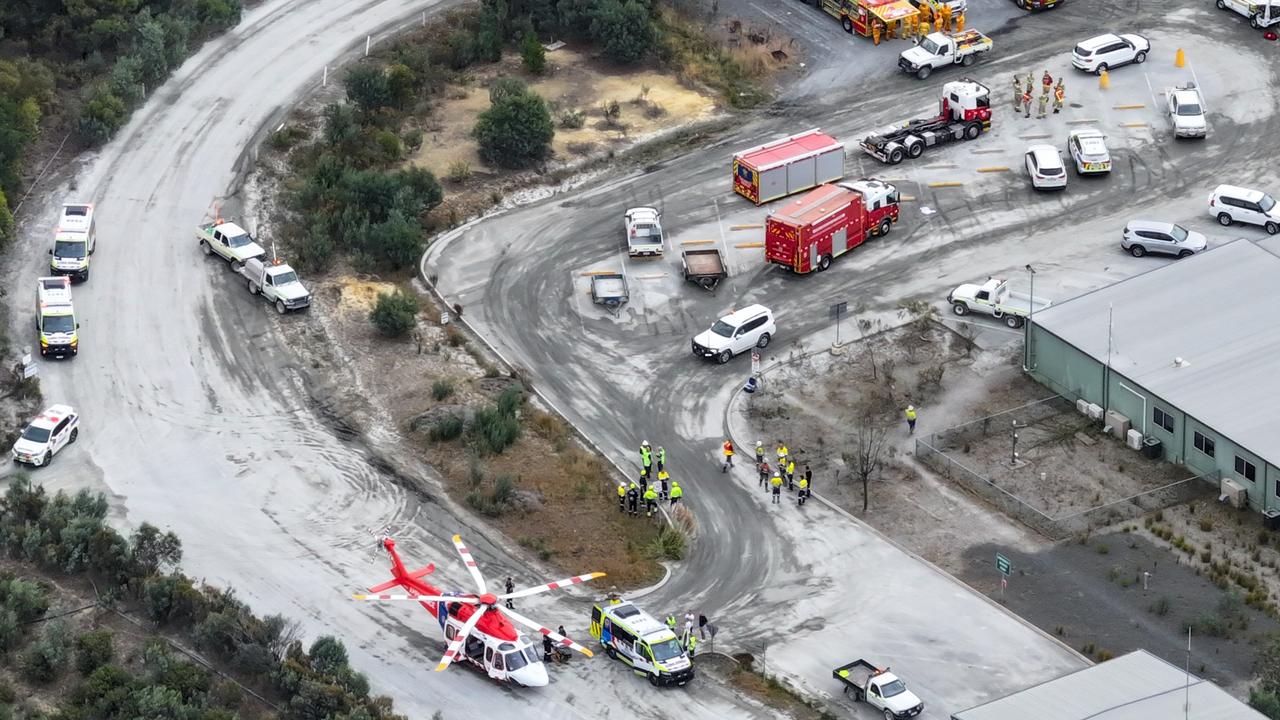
74,629,115,676
370,290,419,338
473,87,554,168
343,64,391,115
521,32,546,74
843,410,890,513
590,0,654,64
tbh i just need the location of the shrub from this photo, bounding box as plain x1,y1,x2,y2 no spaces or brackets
107,55,146,107
473,87,554,168
431,379,455,400
323,103,359,147
466,475,517,517
489,76,528,104
75,629,115,676
309,636,350,676
375,130,403,161
591,0,655,64
402,128,424,151
0,576,51,623
446,30,476,70
20,620,70,684
429,416,463,442
344,64,392,115
648,526,687,561
0,609,20,652
197,0,243,27
558,108,585,129
0,191,13,247
447,160,472,182
521,32,546,74
370,290,419,337
78,86,129,144
386,63,417,109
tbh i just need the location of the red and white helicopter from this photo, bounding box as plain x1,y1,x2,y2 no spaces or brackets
354,535,605,687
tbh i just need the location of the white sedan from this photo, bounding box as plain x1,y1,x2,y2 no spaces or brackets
1025,145,1067,190
1167,85,1207,138
1066,128,1111,175
11,405,80,467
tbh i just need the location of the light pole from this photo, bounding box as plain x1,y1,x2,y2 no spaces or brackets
1024,264,1037,371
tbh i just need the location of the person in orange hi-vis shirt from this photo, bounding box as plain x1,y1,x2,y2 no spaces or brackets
721,439,734,472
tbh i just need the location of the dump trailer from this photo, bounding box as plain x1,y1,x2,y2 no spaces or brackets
682,249,727,290
732,129,845,205
861,78,991,164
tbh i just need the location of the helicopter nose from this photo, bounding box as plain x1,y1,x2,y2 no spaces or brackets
510,662,549,687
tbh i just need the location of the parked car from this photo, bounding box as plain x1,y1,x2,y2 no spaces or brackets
1167,84,1207,138
1072,33,1149,74
691,304,775,364
1208,184,1279,234
1024,145,1067,190
1066,128,1112,175
1121,221,1208,258
11,405,79,467
624,207,664,257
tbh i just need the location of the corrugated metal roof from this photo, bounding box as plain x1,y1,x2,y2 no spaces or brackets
952,650,1266,720
1029,238,1280,469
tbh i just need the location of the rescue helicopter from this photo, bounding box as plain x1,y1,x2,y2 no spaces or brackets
353,535,605,687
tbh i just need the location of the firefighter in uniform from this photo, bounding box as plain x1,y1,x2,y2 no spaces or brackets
1012,74,1022,111
1022,87,1033,118
1053,79,1066,113
669,481,683,507
1041,69,1053,94
626,482,640,516
617,482,626,512
798,476,809,506
1025,72,1034,96
643,485,659,518
1037,90,1049,119
917,15,929,42
657,469,670,500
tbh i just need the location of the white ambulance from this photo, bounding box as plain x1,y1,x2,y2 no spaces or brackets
49,203,97,282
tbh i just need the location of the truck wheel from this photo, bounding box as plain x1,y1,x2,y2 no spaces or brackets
1006,314,1024,329
248,279,259,295
907,141,924,159
951,302,969,316
201,240,212,255
1129,245,1146,257
1217,212,1233,227
1251,13,1261,27
818,255,832,272
757,333,771,349
963,123,981,140
228,260,241,272
717,350,732,364
649,673,660,687
877,218,892,236
888,147,905,164
276,299,287,314
916,66,931,80
962,53,976,67
606,646,617,659
842,17,853,33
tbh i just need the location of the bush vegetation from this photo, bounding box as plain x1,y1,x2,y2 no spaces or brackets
0,477,404,719
370,289,419,337
470,385,525,455
473,81,554,168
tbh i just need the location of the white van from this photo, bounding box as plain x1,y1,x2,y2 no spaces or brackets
1208,184,1279,234
590,600,694,686
49,203,97,282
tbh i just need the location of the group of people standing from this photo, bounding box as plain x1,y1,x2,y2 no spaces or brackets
755,440,811,506
1015,69,1067,119
618,441,683,519
663,611,716,658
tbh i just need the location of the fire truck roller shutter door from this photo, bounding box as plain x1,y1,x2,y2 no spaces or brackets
787,158,817,196
760,165,787,203
831,227,849,257
810,242,820,273
815,147,845,185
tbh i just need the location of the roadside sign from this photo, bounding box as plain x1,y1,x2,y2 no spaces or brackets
996,553,1012,576
751,351,760,376
828,301,847,321
441,311,451,325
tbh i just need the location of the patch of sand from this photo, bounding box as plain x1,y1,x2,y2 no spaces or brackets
336,277,397,315
410,48,719,177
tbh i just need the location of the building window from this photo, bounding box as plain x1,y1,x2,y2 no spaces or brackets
1235,456,1258,483
1193,431,1215,458
1153,407,1174,433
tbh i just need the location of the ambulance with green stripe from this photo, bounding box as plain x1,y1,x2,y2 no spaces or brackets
590,599,694,686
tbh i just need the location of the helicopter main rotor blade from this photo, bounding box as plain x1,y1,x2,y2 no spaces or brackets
451,534,488,595
352,594,478,604
499,572,606,601
435,606,487,672
497,605,594,658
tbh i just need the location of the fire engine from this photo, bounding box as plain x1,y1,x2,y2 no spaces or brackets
860,78,991,164
817,0,921,38
765,181,899,274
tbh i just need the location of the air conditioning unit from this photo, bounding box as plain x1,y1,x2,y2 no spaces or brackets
1086,403,1104,421
1105,410,1131,439
1126,429,1144,451
1076,399,1089,415
1220,478,1248,509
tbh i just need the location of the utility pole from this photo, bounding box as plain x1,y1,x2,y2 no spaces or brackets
1010,420,1022,466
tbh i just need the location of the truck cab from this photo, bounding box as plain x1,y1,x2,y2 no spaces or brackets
36,277,79,358
48,203,96,282
239,257,312,313
197,221,266,265
624,207,664,256
590,600,694,686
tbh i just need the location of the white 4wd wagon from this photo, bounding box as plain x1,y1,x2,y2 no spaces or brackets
692,304,776,364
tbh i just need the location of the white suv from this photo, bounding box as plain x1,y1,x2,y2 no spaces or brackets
11,405,80,467
1209,185,1279,234
692,304,776,364
1072,33,1149,74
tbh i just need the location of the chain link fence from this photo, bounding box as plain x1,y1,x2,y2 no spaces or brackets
915,395,1217,540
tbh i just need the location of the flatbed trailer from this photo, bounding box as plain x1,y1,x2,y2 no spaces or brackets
590,272,629,311
682,249,727,291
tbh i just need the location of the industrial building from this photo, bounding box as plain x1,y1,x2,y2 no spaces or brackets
1026,238,1280,515
952,649,1266,720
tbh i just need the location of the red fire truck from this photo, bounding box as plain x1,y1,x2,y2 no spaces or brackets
732,129,845,205
765,180,900,274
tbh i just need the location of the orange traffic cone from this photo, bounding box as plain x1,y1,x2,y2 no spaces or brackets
1099,69,1110,89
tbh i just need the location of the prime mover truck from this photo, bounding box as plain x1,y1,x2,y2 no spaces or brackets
861,79,991,164
765,180,900,274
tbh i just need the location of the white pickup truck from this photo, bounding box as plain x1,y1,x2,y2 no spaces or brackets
948,277,1051,328
196,220,266,267
899,30,993,80
624,207,663,257
238,257,311,313
833,659,925,719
